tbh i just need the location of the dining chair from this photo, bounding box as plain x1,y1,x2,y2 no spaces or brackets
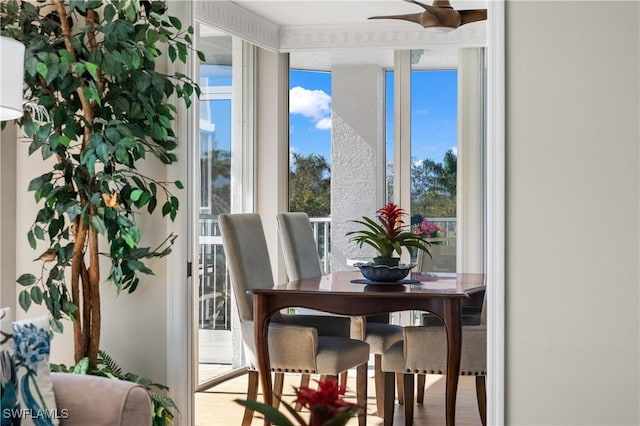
219,213,370,426
380,299,487,426
276,211,404,418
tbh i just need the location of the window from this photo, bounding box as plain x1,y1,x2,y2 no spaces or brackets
288,69,332,271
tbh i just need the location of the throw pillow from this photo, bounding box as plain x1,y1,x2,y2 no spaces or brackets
12,315,59,426
1,307,20,425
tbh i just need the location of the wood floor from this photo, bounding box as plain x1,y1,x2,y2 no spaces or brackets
195,367,483,426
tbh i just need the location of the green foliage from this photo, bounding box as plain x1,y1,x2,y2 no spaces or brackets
1,0,202,323
411,149,457,217
289,153,331,216
51,350,177,426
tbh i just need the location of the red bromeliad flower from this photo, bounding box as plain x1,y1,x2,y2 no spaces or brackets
235,378,359,426
377,203,405,239
294,379,359,426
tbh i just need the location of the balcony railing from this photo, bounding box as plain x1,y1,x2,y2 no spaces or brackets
198,216,453,331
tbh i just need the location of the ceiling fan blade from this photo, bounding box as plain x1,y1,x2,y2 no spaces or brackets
459,9,488,26
423,5,460,27
368,12,429,26
370,0,482,29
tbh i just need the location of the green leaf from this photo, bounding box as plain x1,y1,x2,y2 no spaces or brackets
75,62,86,76
130,189,143,202
123,234,136,249
51,318,64,334
168,16,182,30
33,225,45,240
84,61,100,81
91,216,107,234
73,357,90,374
27,230,36,249
36,62,48,79
96,141,109,164
17,274,37,286
19,290,32,312
30,286,44,305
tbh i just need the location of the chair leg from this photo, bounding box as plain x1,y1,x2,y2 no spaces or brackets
295,374,311,411
403,374,414,426
382,372,395,426
476,375,487,426
416,374,426,404
242,370,259,426
374,354,384,417
356,363,368,426
273,372,285,408
396,373,404,405
340,370,348,388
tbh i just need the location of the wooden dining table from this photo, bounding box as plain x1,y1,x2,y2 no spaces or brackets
252,270,486,426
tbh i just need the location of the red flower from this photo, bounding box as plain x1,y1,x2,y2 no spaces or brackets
377,203,405,239
294,379,359,425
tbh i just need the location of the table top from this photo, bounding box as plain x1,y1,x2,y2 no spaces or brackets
254,271,485,299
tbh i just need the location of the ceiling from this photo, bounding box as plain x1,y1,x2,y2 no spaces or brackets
233,1,487,27
200,1,488,69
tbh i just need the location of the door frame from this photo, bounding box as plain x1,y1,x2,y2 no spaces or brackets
167,2,506,425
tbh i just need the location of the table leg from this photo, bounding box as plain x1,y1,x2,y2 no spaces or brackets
253,294,273,425
443,299,462,426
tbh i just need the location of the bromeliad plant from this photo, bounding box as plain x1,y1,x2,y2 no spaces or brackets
1,0,202,368
347,203,431,265
236,379,360,426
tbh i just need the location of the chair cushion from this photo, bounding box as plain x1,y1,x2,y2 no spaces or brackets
364,322,403,354
382,325,487,375
241,321,369,375
315,336,370,375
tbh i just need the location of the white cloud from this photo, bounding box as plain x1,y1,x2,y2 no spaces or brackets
451,147,458,156
315,117,332,130
290,86,332,130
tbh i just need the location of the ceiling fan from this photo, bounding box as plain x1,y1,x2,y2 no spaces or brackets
368,0,487,29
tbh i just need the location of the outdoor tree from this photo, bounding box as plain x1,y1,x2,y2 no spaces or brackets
1,0,201,368
289,152,331,216
411,149,457,217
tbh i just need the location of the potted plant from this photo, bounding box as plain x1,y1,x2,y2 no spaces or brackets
347,203,431,267
1,0,201,423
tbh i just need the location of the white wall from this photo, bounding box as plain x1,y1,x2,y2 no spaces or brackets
506,1,639,424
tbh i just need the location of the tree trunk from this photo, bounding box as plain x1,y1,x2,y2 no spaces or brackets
87,206,101,368
71,217,87,363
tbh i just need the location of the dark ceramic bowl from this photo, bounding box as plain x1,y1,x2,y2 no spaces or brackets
355,263,416,282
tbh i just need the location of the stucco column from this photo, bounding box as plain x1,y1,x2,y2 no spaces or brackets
457,47,486,273
331,65,385,271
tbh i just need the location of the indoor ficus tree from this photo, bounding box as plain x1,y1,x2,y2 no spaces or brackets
1,0,202,368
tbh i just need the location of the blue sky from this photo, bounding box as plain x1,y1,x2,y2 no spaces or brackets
289,68,458,165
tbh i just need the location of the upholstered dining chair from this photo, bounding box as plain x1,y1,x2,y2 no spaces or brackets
219,213,370,426
380,299,487,426
276,211,404,418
